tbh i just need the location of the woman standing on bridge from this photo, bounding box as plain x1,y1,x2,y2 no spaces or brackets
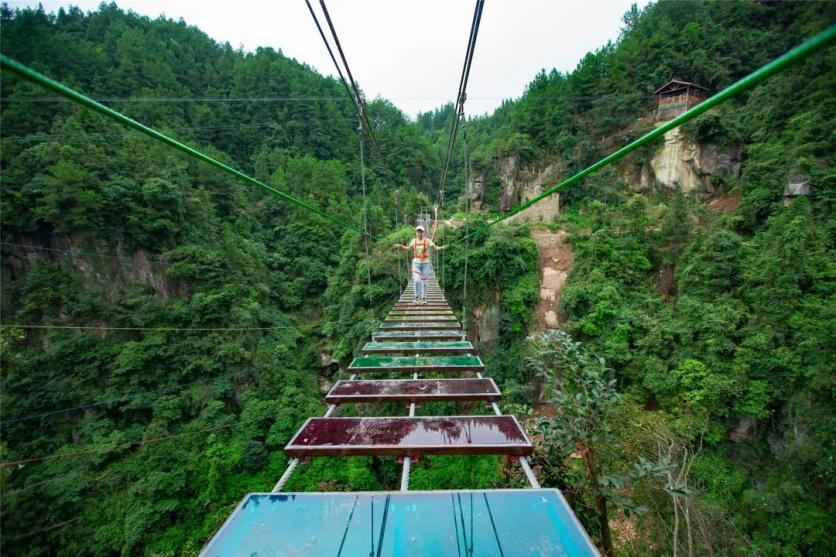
393,207,448,304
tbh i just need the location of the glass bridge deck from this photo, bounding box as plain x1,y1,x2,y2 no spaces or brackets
361,340,474,354
199,489,599,556
285,416,532,457
326,377,501,403
348,355,483,373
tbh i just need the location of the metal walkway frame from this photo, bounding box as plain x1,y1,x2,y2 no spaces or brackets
275,267,541,491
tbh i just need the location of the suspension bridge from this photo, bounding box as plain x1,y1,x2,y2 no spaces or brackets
199,267,599,555
1,0,833,553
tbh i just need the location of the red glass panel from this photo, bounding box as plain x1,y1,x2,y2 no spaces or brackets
326,378,500,403
285,416,531,457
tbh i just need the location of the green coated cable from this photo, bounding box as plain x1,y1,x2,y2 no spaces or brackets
0,55,369,238
455,25,836,245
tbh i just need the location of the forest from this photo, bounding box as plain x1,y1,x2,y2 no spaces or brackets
0,1,833,556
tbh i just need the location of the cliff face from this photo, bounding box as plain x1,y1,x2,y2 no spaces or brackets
468,170,486,211
470,124,742,215
463,119,742,343
2,238,176,313
468,155,564,223
644,126,742,195
469,298,500,345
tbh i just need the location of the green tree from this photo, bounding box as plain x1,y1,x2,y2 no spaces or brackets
528,330,623,555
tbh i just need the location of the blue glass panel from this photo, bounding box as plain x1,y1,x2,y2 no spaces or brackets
201,489,598,556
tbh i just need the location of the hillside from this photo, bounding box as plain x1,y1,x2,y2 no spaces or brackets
1,2,834,556
447,2,835,555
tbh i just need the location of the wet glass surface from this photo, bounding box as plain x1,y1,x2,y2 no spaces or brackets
327,378,500,402
390,306,453,310
393,307,449,310
200,489,598,557
387,318,454,322
380,322,461,330
362,341,473,353
285,416,530,456
388,313,456,319
349,355,482,371
372,330,465,341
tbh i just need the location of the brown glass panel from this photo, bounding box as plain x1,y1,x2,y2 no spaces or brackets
285,416,532,457
325,378,500,403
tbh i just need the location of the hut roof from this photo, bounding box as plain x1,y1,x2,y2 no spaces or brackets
655,79,710,95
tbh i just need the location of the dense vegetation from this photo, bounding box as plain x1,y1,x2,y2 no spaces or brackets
454,1,834,556
0,4,536,555
1,1,833,556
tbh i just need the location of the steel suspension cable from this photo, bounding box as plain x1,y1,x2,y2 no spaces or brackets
436,0,485,208
0,418,260,468
1,95,357,103
359,118,375,319
432,0,484,295
454,24,836,245
2,120,363,142
307,0,392,179
0,324,291,332
0,242,174,264
318,0,380,151
1,365,272,425
394,189,404,294
0,55,367,237
1,92,666,104
440,212,445,289
303,0,365,120
461,120,471,328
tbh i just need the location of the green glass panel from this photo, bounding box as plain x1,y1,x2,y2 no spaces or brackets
362,341,473,352
349,355,482,370
379,322,461,330
385,315,458,321
392,304,453,313
372,331,464,341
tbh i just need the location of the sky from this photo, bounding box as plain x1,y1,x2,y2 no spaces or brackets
8,0,651,118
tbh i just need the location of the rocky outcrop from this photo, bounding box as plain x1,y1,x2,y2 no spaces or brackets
469,296,500,345
500,156,564,224
647,127,742,194
2,237,175,306
498,155,521,212
468,122,740,215
468,171,486,211
466,155,563,220
728,417,758,443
